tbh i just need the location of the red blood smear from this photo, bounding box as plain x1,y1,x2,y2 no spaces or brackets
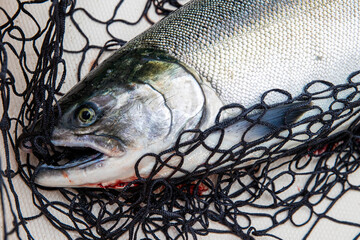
177,182,208,196
313,144,328,156
310,141,342,156
81,177,138,189
62,171,73,184
99,180,139,189
83,178,208,194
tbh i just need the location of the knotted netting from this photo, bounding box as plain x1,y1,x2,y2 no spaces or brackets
1,0,360,239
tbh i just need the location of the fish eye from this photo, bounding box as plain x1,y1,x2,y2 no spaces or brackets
77,106,96,126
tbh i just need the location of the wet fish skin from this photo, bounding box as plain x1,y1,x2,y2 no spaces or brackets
32,0,360,188
127,0,360,105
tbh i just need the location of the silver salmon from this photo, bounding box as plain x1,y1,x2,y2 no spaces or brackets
30,0,360,188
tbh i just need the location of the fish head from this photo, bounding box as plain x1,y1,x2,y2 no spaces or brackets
33,49,206,188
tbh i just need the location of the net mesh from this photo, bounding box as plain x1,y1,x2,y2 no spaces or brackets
1,0,360,239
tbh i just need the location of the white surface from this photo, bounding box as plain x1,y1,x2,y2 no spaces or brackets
1,0,360,239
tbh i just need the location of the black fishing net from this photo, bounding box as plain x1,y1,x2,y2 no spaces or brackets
2,0,360,239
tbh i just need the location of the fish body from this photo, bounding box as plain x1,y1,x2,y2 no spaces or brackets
127,0,360,106
30,0,360,188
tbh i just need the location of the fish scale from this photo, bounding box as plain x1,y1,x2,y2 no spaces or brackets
125,0,360,106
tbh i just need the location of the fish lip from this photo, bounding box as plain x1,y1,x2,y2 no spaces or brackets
37,150,106,170
34,153,108,188
34,147,107,187
33,133,127,187
35,138,125,171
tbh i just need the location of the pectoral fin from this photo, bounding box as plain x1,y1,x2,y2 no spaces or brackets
230,102,311,143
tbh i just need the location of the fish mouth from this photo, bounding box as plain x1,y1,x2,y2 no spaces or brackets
34,139,124,187
39,135,125,169
31,128,135,188
42,146,106,169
